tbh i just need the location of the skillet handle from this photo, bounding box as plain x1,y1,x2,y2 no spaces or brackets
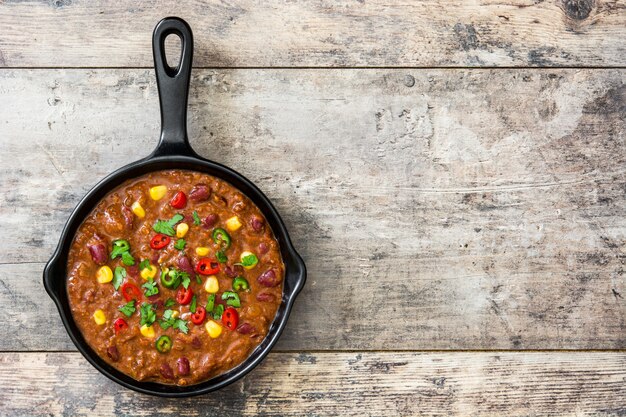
152,17,196,157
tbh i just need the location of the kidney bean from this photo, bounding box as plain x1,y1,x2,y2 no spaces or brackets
177,357,190,376
202,213,218,229
87,244,107,265
224,264,244,278
256,292,276,302
160,362,174,379
237,323,255,335
257,269,279,287
122,205,134,229
191,337,202,349
127,265,139,277
149,295,163,308
177,256,194,277
106,345,119,362
258,242,270,255
189,184,210,201
250,216,264,232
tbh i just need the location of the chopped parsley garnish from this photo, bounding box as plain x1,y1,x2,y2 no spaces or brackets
192,211,201,226
139,302,156,326
216,250,227,263
164,298,176,308
159,309,189,334
152,214,184,236
142,278,159,297
190,295,197,313
174,239,186,251
112,266,126,291
235,253,258,268
118,300,136,317
139,259,150,271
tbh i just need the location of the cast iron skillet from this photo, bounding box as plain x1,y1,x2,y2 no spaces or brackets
42,16,306,397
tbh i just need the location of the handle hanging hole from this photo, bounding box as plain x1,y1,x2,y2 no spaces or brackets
164,33,182,72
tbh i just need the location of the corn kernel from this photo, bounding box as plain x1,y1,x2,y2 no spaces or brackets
195,247,210,256
171,310,180,319
149,185,168,200
140,264,158,280
140,324,155,338
131,201,145,218
204,276,219,293
176,222,189,238
225,216,242,231
205,320,222,338
93,309,106,325
96,266,113,283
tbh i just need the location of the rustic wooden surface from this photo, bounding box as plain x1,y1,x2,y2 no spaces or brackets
1,0,626,67
1,352,625,416
0,0,625,415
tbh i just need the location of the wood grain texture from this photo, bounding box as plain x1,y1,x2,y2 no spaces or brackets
0,352,624,416
1,0,625,67
0,69,624,350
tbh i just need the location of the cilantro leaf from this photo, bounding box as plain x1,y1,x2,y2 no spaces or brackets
112,266,126,291
118,300,136,317
142,278,159,297
174,239,186,251
159,309,188,334
180,272,191,289
153,220,175,236
164,298,175,308
216,250,227,263
212,304,224,320
159,309,175,329
190,295,197,313
235,253,258,268
193,211,201,226
173,319,189,334
152,214,184,236
121,251,135,266
139,259,150,271
140,302,156,326
221,291,241,308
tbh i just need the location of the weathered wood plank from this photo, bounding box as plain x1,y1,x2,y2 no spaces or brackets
0,69,624,350
0,352,624,416
0,0,625,67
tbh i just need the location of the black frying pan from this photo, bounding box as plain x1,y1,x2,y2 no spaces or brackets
43,17,306,397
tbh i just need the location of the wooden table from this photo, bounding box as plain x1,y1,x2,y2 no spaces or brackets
1,1,625,415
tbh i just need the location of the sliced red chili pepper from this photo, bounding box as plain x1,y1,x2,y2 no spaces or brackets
150,234,171,250
176,287,193,305
120,282,142,302
170,191,187,209
222,307,239,330
190,306,206,324
113,318,128,334
195,258,220,275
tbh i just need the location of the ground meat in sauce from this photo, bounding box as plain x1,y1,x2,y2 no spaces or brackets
66,170,284,385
